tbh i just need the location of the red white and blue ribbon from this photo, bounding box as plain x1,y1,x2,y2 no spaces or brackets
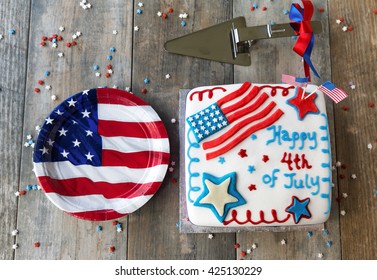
289,0,320,81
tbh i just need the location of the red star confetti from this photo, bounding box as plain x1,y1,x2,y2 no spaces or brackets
34,242,40,248
368,102,374,108
318,7,325,13
262,155,269,162
109,246,116,253
262,6,267,11
342,105,349,111
248,184,257,191
238,149,248,158
234,243,240,249
240,251,247,257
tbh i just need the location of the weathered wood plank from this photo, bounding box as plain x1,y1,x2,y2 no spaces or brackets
329,0,377,260
0,0,31,260
233,0,341,259
15,0,133,259
127,0,236,259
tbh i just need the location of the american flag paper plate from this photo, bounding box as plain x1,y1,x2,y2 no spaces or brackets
33,88,170,221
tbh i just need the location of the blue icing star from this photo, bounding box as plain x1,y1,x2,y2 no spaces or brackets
194,172,246,223
285,196,311,224
218,157,225,164
247,165,256,174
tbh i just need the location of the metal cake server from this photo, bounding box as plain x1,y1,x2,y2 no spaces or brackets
164,17,322,66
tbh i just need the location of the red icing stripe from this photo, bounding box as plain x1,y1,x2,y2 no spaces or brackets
223,209,291,225
203,102,277,150
38,176,162,199
217,82,252,107
98,120,168,138
226,92,269,123
102,150,170,168
97,88,148,106
205,109,284,160
221,86,260,115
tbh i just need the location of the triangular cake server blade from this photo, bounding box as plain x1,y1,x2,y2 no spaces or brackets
164,17,251,66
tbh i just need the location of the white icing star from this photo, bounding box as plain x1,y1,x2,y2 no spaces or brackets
67,99,77,107
198,177,238,217
58,127,68,136
72,139,81,147
61,150,69,158
81,109,91,118
85,152,94,161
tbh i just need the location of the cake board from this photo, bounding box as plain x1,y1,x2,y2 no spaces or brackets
179,89,325,233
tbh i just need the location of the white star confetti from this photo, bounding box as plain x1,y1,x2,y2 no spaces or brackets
15,191,20,196
51,95,57,101
116,227,122,233
208,233,214,239
340,210,346,216
171,118,176,124
52,43,58,48
367,143,373,150
59,26,65,32
11,229,19,236
72,34,77,39
280,239,286,245
12,244,18,250
58,52,64,57
45,85,52,90
0,34,3,40
157,11,162,17
336,161,342,167
95,72,101,77
134,26,140,31
112,30,118,35
137,2,144,7
318,253,324,259
165,73,171,79
35,125,41,131
76,31,82,37
251,243,257,249
26,134,32,140
351,174,357,180
246,249,252,254
342,193,348,198
342,26,348,32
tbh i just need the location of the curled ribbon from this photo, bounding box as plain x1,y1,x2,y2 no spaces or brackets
289,0,320,81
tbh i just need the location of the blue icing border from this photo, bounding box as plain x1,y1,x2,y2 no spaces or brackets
186,127,201,203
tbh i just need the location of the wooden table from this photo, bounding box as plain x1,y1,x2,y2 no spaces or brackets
1,0,376,260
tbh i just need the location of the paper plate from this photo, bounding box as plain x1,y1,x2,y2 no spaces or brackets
33,88,170,221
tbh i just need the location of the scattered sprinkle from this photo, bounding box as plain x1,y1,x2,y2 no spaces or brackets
351,174,357,180
157,11,162,17
95,72,101,77
34,242,40,248
44,71,50,76
171,118,176,124
307,231,313,238
51,95,57,101
107,55,113,60
342,105,349,111
59,26,65,32
326,241,332,248
168,166,174,172
251,243,257,249
342,193,348,198
9,28,16,35
318,7,325,13
367,143,373,150
179,13,188,19
234,243,240,249
342,26,348,32
181,21,186,27
165,73,171,79
134,26,140,31
368,102,374,108
12,244,18,250
0,34,4,40
136,9,143,15
110,47,116,52
137,2,144,7
93,65,99,71
336,161,342,167
34,88,40,93
340,210,346,216
162,13,168,19
240,251,247,257
323,229,329,235
283,9,289,15
141,88,147,94
58,52,64,57
45,85,52,90
109,246,115,253
167,7,174,13
11,229,19,236
318,253,324,259
262,6,267,11
143,78,150,84
112,30,118,35
208,233,214,239
280,239,287,245
246,248,252,254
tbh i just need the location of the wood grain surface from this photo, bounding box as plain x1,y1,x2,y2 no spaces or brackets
0,0,376,260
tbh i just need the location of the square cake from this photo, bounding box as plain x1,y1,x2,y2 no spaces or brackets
184,82,332,227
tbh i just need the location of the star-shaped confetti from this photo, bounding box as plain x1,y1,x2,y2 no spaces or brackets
238,149,247,158
248,184,257,191
218,157,225,164
285,196,311,224
287,87,319,120
247,165,256,174
194,172,246,223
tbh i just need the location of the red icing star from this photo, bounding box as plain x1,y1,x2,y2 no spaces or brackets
238,149,248,158
262,155,269,162
248,184,257,191
287,87,319,120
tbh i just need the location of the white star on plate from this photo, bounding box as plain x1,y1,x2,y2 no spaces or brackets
198,177,238,217
85,130,93,137
72,139,81,147
67,99,77,107
45,117,54,124
82,90,90,95
61,150,69,158
58,127,68,136
85,152,94,161
56,109,64,115
81,109,91,118
39,146,49,155
47,139,54,146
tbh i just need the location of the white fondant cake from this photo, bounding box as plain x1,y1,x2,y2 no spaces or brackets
184,82,332,227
